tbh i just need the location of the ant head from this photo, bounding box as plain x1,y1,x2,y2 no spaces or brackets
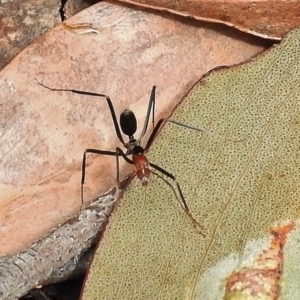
120,109,137,138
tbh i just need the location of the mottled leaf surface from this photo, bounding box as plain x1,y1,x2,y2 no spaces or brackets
82,27,300,299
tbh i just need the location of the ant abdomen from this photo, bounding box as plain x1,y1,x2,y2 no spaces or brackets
120,109,137,137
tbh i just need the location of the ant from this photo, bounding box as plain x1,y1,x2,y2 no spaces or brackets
38,82,205,235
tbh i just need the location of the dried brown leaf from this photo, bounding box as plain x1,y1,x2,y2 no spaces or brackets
117,0,300,39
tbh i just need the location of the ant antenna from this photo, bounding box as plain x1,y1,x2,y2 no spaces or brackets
38,81,205,234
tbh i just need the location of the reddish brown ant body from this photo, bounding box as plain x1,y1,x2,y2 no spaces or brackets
132,146,150,185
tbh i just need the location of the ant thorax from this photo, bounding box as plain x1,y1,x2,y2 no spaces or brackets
125,138,140,155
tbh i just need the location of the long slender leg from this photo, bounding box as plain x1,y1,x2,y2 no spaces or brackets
144,118,164,151
167,119,206,132
144,118,205,151
81,149,120,204
114,146,135,182
149,162,188,210
150,169,205,237
38,81,125,144
138,86,156,143
115,147,134,164
81,148,134,204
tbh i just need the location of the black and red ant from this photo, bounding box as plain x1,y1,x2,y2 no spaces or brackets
38,82,205,234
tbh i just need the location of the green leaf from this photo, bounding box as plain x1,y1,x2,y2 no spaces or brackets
82,27,300,299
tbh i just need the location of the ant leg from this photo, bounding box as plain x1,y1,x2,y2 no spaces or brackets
116,148,120,183
144,118,205,151
38,81,125,144
81,149,121,205
167,119,206,132
138,86,156,142
115,147,134,164
114,147,135,183
150,169,205,237
144,118,164,151
149,162,189,210
81,148,134,205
